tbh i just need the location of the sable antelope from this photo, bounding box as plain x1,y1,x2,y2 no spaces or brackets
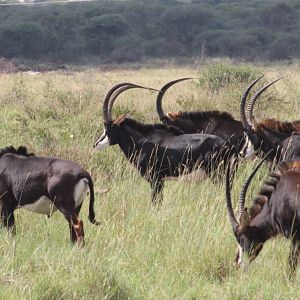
156,78,246,152
226,156,300,274
94,83,236,206
239,76,300,162
0,146,99,246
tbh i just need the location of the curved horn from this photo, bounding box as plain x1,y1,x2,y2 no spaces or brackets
240,76,264,131
108,85,135,118
108,83,158,120
246,77,283,125
238,154,270,216
103,83,157,123
156,77,194,120
103,83,133,123
225,158,239,231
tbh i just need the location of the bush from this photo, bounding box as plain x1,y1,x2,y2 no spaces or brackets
198,62,262,91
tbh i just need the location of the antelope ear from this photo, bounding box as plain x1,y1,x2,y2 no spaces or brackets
239,208,250,228
113,114,128,125
167,112,179,120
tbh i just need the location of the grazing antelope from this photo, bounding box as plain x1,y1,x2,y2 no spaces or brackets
156,78,246,152
226,155,300,274
0,146,99,246
94,83,237,206
239,76,300,162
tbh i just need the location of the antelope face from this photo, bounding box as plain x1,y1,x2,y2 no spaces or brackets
234,209,264,268
239,133,262,160
235,231,264,268
239,134,255,159
94,128,110,150
94,122,123,150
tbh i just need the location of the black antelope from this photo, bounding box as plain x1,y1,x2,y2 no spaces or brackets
94,82,237,206
239,76,300,162
226,155,300,274
0,146,99,246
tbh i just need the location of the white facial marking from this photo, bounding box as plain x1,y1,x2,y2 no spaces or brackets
73,178,89,207
95,130,110,151
240,135,255,159
19,196,57,216
237,245,244,267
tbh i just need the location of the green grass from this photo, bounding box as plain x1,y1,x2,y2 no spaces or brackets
0,61,300,299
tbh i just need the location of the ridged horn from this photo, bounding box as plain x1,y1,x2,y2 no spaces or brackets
103,83,157,123
238,154,270,216
225,158,239,232
240,76,264,131
108,84,158,119
103,83,133,123
246,77,283,125
156,78,194,120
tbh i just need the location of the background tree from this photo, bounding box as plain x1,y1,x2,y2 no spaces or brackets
0,21,45,58
0,0,300,64
160,6,213,56
83,14,129,57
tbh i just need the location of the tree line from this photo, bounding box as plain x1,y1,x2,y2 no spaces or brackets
0,0,299,64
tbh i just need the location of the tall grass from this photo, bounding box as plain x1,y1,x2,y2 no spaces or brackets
0,61,300,299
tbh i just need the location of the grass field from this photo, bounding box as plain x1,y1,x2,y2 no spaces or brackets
1,60,300,299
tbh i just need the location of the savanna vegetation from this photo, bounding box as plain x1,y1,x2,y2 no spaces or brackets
0,0,300,64
0,60,300,298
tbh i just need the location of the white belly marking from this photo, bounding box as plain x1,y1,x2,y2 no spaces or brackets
19,196,58,215
18,179,89,215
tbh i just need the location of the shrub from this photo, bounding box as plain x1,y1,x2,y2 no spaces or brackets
198,62,262,91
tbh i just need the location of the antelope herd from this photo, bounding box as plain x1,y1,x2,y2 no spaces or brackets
2,74,300,276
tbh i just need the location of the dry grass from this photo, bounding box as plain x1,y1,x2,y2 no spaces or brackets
0,60,300,299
